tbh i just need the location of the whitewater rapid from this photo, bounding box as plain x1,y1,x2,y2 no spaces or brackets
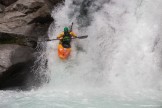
47,0,162,93
0,0,162,108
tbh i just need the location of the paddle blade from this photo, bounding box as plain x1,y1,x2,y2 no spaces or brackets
77,35,88,39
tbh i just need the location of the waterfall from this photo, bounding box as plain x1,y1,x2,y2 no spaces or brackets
46,0,162,94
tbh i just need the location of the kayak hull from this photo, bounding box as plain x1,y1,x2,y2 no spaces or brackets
58,44,71,59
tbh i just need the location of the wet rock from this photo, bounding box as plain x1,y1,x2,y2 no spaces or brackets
0,32,37,48
0,44,34,73
0,0,53,37
0,45,44,90
44,0,64,10
0,59,40,90
0,0,18,6
0,4,5,12
0,0,63,90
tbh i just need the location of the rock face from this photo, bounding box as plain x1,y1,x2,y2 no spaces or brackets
44,0,64,10
0,0,63,90
0,44,37,90
0,0,54,37
0,45,34,73
0,0,18,6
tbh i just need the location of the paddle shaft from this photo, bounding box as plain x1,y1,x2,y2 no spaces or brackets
45,35,88,41
70,22,73,32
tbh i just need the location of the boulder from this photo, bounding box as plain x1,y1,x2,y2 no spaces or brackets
0,0,63,90
0,59,42,90
0,0,53,37
0,0,18,6
0,44,48,90
0,44,34,73
44,0,64,10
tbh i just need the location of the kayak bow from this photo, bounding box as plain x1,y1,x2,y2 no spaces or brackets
58,44,71,59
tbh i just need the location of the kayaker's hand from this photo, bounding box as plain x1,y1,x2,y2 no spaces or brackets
72,35,77,38
57,37,62,39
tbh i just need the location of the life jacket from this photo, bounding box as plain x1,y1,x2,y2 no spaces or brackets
62,32,71,43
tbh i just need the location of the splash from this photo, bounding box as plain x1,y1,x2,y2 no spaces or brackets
46,0,162,95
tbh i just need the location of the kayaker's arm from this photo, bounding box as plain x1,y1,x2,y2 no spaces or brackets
70,32,77,38
57,32,64,39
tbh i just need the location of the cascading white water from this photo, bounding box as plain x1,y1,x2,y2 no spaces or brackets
47,0,162,93
0,0,162,108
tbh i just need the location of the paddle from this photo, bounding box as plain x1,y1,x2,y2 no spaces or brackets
70,22,73,32
41,35,88,42
74,35,88,39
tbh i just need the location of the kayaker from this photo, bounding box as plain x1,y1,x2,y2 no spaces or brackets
57,27,77,48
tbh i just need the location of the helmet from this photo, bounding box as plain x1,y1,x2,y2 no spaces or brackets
64,27,69,33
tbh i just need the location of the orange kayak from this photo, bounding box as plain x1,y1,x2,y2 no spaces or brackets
58,44,71,59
